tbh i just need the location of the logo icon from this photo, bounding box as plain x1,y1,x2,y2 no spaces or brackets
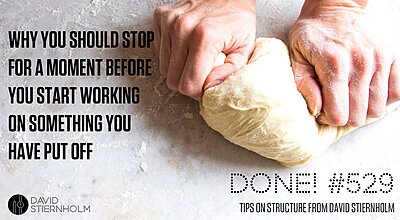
8,194,28,215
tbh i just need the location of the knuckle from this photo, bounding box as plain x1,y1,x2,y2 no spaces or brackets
347,118,364,127
225,54,245,69
154,5,171,19
389,88,400,101
328,113,348,126
374,47,391,58
374,48,392,68
349,76,361,88
161,10,175,24
178,80,199,97
323,50,341,65
374,47,384,57
153,7,163,19
369,85,386,102
368,107,384,118
367,97,385,117
174,14,193,35
166,77,178,91
322,50,348,80
192,23,217,45
352,50,371,72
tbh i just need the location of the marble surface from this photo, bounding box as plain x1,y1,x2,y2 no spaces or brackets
0,0,400,219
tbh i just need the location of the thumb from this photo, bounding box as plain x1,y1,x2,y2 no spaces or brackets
291,59,322,117
204,44,254,90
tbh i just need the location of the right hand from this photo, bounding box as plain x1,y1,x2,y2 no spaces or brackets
153,0,256,100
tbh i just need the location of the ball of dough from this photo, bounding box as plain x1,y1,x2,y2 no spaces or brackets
200,37,399,167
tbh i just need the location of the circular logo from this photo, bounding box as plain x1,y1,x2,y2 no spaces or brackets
8,194,28,215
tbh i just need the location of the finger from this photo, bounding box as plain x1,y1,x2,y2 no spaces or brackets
204,43,254,89
173,0,193,9
317,51,350,126
368,52,390,118
159,12,174,78
153,7,162,59
347,50,373,126
291,58,322,117
179,26,220,100
153,5,172,76
179,48,217,100
388,59,400,104
166,14,194,91
166,41,188,91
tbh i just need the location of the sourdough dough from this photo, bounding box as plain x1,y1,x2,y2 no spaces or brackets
200,38,400,167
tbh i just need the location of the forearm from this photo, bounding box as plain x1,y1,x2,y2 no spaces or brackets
300,0,368,18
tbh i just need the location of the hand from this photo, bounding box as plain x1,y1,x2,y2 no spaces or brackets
289,0,400,126
153,0,256,100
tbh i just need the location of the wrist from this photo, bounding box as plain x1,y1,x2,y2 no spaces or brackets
237,0,256,8
300,0,368,19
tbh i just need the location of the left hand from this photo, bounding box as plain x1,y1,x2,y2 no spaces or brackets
289,0,400,126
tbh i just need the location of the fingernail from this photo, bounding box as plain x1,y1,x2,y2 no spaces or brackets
310,106,320,118
303,95,318,117
204,79,223,90
317,114,328,125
